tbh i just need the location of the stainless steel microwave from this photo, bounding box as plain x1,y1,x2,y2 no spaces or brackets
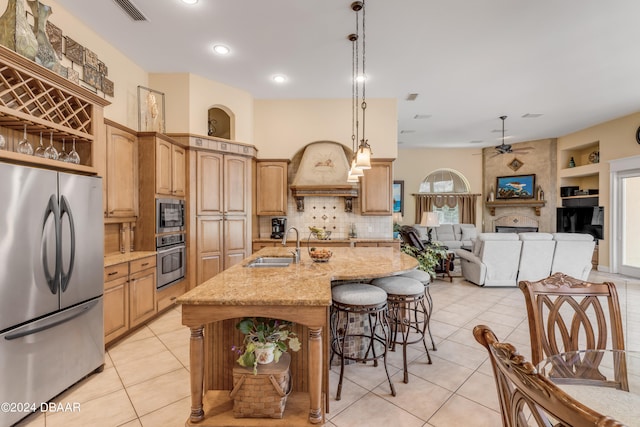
156,198,185,233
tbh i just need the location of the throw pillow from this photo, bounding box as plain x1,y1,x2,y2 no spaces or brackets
461,227,477,242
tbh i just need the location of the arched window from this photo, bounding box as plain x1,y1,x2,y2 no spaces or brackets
416,169,475,225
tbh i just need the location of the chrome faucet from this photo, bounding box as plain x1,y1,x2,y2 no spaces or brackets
282,226,300,263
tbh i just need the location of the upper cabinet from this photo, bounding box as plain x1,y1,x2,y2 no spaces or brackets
255,160,288,216
0,45,109,175
360,160,394,215
104,120,138,218
155,137,186,197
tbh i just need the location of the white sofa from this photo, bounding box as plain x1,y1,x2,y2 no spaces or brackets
518,233,556,282
412,223,478,249
456,233,522,287
456,232,595,287
550,233,596,281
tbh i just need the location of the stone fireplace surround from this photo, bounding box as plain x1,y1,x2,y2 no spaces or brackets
483,138,558,233
493,214,539,233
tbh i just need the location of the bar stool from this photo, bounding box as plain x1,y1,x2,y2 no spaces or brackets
398,269,436,350
371,276,432,384
330,283,396,400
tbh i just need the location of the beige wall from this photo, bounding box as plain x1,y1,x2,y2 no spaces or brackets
24,0,149,128
557,111,640,269
394,147,484,226
253,98,397,159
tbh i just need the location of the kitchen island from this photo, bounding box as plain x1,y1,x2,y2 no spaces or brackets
177,246,418,426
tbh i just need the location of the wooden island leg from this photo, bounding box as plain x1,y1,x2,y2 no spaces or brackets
189,325,205,423
308,326,323,424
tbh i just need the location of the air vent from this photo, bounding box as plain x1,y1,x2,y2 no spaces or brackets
400,130,415,134
414,114,431,119
522,113,543,118
406,93,419,101
112,0,148,21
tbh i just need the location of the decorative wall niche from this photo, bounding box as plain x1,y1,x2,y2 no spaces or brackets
207,106,232,139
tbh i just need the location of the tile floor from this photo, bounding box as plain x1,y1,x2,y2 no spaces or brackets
15,271,639,427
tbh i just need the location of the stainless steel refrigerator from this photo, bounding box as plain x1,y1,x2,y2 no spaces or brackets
0,162,104,426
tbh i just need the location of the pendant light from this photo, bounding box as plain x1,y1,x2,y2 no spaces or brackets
347,30,363,182
353,0,371,169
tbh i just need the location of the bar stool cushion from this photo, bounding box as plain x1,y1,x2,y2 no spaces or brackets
399,269,431,285
371,276,424,296
332,283,387,306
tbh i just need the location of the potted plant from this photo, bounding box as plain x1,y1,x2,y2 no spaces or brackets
401,242,447,278
234,317,301,374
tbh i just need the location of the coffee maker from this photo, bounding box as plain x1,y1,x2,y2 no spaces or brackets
271,217,286,239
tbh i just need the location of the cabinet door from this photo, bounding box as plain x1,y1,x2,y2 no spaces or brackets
360,161,393,215
104,276,129,343
106,125,138,217
224,155,249,214
172,145,186,196
156,138,173,195
197,151,224,216
197,217,223,285
129,267,157,327
225,217,247,268
256,161,288,215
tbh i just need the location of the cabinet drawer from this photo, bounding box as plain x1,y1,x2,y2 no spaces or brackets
105,275,128,291
104,263,129,282
130,256,156,274
157,281,185,312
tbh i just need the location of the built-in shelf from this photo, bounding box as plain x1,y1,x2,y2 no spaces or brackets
485,199,546,216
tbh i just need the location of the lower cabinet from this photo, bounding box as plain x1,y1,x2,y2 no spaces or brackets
104,255,158,345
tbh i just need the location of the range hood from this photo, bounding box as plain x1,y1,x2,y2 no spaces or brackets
289,141,358,212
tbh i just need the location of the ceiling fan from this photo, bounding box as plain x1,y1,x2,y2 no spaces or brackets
489,115,534,158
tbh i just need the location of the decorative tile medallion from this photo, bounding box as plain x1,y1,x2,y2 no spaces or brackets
83,64,101,89
45,21,62,59
102,77,114,97
64,37,84,64
67,67,79,84
84,47,98,68
508,157,524,172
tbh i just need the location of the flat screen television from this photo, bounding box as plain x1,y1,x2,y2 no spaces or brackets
556,206,604,240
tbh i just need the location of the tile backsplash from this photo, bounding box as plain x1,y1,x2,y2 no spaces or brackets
258,196,393,239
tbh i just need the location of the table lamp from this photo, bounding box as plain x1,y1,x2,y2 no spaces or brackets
420,212,440,244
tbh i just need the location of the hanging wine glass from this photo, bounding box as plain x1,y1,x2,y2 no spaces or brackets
67,137,80,164
17,124,33,155
34,132,46,157
58,137,68,162
0,134,5,150
44,132,58,160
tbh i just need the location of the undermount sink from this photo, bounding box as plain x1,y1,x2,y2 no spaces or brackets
244,256,294,268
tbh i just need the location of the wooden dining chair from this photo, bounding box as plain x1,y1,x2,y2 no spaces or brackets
518,272,628,390
473,324,626,427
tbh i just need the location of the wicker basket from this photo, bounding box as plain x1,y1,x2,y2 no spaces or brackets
230,352,292,419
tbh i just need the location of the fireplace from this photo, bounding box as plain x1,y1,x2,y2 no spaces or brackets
494,214,539,233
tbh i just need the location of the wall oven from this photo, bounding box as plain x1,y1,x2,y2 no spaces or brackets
156,233,186,289
156,198,185,233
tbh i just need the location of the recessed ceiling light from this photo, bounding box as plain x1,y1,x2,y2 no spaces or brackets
212,45,230,55
181,0,198,4
272,75,287,83
355,74,367,83
414,114,431,119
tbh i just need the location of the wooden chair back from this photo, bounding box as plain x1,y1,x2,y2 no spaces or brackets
473,324,626,427
519,272,627,390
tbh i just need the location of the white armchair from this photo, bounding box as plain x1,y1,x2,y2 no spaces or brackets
456,233,522,287
550,233,595,280
517,232,555,282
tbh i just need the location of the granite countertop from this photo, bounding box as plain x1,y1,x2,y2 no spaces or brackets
104,251,157,267
177,246,418,307
253,237,399,243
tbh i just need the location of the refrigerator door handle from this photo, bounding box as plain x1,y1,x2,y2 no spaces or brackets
41,194,60,294
60,195,76,293
4,299,99,341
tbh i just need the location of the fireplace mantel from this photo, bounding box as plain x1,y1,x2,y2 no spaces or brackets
485,200,546,216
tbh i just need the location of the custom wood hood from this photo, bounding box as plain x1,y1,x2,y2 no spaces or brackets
289,141,358,212
290,184,358,212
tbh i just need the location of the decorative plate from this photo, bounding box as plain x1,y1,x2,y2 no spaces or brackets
588,151,599,164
